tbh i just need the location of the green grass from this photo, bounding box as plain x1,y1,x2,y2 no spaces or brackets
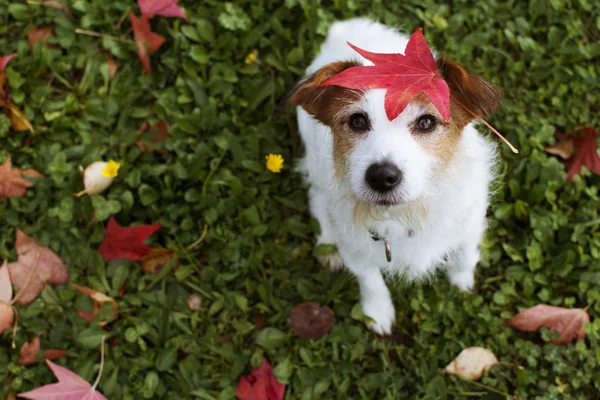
2,0,600,399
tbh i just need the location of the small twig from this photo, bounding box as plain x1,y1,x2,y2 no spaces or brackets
584,300,595,312
450,94,519,154
91,335,106,391
462,379,513,397
11,308,19,349
186,225,208,250
115,8,130,29
75,29,134,45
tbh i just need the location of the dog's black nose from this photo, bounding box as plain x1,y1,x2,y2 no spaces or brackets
365,162,402,192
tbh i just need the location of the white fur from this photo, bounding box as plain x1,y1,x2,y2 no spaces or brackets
295,18,497,335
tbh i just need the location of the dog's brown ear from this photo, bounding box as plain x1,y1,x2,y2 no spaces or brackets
287,61,361,126
436,58,502,119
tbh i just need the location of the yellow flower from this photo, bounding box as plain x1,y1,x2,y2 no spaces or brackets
245,49,258,65
265,154,284,173
101,160,121,178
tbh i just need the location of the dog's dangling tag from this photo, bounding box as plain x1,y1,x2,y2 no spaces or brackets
384,240,392,262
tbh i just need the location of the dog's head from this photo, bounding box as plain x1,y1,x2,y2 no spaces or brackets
288,58,501,207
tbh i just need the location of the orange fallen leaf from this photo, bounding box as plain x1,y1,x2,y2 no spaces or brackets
505,304,590,344
7,229,69,306
27,26,55,50
0,157,42,201
71,283,118,326
140,248,177,273
6,102,34,133
442,347,499,381
18,332,67,366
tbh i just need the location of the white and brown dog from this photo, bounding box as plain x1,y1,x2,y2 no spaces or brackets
288,18,502,335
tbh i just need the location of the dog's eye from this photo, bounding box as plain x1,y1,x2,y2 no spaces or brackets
415,115,437,132
349,113,369,132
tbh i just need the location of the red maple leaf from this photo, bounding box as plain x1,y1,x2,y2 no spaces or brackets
236,358,285,400
138,0,187,20
566,126,600,181
320,28,450,122
129,12,165,73
98,216,161,262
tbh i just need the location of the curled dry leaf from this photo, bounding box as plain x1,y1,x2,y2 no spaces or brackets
545,131,574,160
0,157,43,201
442,347,499,381
8,229,69,306
545,126,600,181
141,248,177,273
505,304,590,344
286,302,336,339
18,332,67,366
71,283,119,326
0,61,35,133
0,260,14,335
187,294,202,311
6,103,34,133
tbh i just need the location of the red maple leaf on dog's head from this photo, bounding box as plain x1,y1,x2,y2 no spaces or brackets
320,28,450,122
98,216,161,262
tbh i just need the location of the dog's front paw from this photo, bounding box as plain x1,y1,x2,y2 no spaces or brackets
449,270,475,292
317,252,344,272
361,294,396,335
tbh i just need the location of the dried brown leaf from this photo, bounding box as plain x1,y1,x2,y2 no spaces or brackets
505,304,590,344
545,132,574,160
442,347,498,381
287,302,335,339
71,283,118,326
7,229,68,306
